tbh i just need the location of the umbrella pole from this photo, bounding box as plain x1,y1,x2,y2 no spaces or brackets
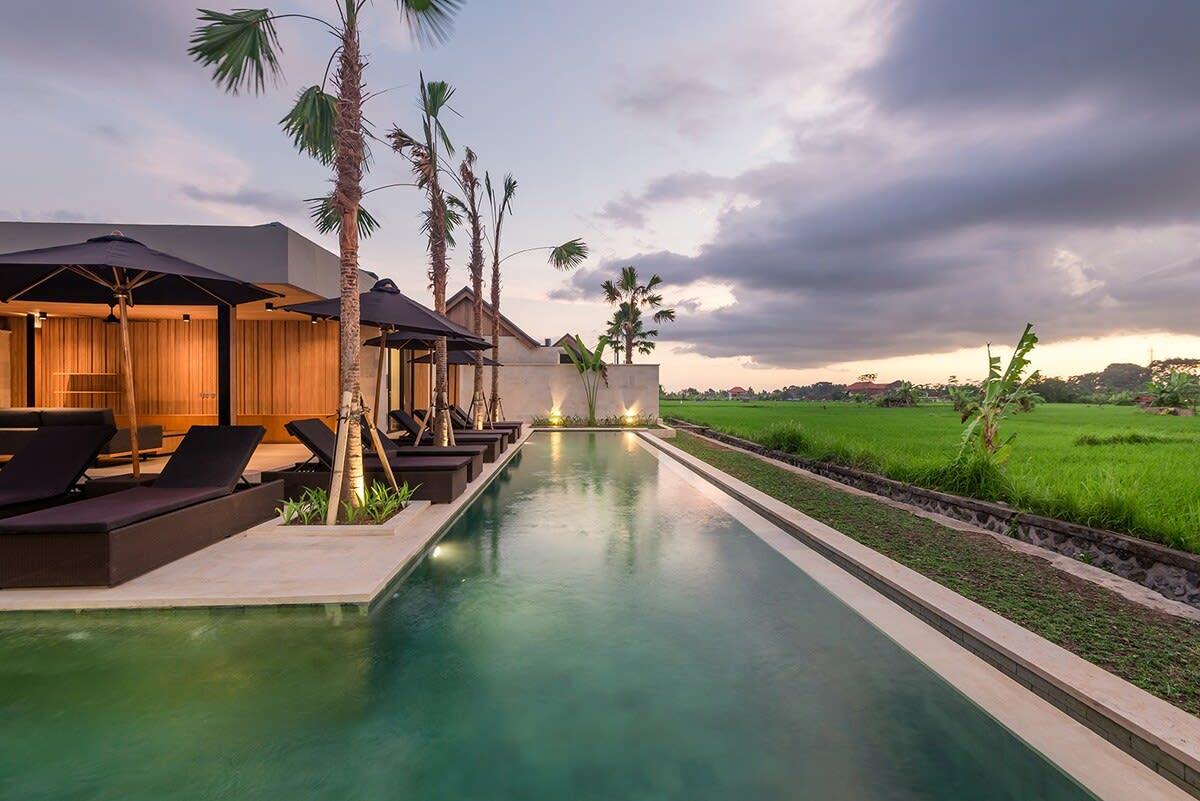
363,334,398,491
326,390,352,526
115,293,141,479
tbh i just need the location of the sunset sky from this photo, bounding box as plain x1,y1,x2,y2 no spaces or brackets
2,1,1199,389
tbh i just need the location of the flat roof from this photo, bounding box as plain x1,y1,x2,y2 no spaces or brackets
0,221,371,299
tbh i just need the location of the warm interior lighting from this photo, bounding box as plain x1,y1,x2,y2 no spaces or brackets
310,317,318,325
103,305,119,325
38,311,47,320
182,313,191,324
265,302,275,312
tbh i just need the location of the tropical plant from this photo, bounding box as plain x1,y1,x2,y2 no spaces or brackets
483,172,588,420
189,1,462,512
1144,372,1200,410
563,334,610,426
948,384,982,422
390,74,458,446
959,323,1041,460
875,381,920,408
277,485,330,525
342,480,417,524
601,266,675,363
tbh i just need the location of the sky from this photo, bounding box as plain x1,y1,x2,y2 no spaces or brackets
2,1,1199,390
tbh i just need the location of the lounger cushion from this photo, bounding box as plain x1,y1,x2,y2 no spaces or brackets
0,424,115,501
0,486,226,534
153,425,265,490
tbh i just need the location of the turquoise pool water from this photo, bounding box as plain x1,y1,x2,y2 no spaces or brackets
0,432,1094,800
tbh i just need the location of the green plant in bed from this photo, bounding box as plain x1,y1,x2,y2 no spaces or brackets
277,486,329,525
278,481,416,525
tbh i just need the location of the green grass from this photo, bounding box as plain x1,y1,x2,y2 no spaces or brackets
667,401,1200,552
672,431,1200,715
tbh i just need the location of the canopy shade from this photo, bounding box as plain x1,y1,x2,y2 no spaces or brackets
284,278,478,339
363,329,490,351
0,234,278,306
412,351,500,366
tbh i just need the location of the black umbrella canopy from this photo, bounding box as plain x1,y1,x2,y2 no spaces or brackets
412,351,500,366
284,278,479,339
0,234,278,306
363,328,490,351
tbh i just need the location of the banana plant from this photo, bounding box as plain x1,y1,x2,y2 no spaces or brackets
563,334,610,426
960,323,1041,460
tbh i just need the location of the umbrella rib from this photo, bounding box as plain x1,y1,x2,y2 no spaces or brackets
176,275,235,306
4,265,73,302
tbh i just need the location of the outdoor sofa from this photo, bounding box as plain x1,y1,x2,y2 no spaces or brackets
450,405,522,442
265,418,474,504
0,407,162,458
0,424,115,518
390,409,507,459
0,425,278,588
364,424,490,475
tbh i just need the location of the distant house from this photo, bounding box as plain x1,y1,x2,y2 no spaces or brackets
845,381,898,397
728,386,751,399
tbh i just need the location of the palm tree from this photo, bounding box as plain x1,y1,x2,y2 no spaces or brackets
483,172,588,421
390,75,457,446
601,266,676,363
188,1,462,514
457,150,488,429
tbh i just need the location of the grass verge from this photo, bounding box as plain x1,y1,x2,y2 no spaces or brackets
672,430,1200,716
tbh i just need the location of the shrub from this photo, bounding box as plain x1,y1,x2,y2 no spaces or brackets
278,481,416,525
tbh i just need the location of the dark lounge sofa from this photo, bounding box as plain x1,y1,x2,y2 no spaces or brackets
0,424,115,518
265,418,473,504
0,426,279,588
390,409,507,459
0,408,162,458
451,405,522,442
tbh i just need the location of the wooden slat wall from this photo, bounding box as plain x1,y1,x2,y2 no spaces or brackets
4,318,26,407
236,320,338,416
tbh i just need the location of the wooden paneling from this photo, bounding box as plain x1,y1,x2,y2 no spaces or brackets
3,317,27,407
236,319,338,417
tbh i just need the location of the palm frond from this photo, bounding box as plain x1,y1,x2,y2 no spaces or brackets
189,8,282,95
395,0,463,46
306,194,379,238
548,238,589,270
280,85,337,164
653,308,676,323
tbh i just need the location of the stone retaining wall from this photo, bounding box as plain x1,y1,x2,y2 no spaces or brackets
671,421,1200,608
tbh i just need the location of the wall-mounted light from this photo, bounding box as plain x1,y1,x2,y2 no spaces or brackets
103,305,119,325
182,314,191,324
310,317,318,325
31,312,42,329
265,302,275,312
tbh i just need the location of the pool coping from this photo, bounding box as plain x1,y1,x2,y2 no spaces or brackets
638,431,1200,799
0,430,531,613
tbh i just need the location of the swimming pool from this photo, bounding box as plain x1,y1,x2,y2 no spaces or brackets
0,432,1099,800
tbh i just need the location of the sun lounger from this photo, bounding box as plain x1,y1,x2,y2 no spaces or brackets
364,424,488,477
390,408,507,457
268,418,472,503
451,405,522,442
0,425,279,588
0,424,115,517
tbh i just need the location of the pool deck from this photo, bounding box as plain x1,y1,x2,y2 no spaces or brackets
638,433,1200,801
0,429,530,613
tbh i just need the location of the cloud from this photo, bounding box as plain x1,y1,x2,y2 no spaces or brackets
180,185,300,215
579,0,1200,369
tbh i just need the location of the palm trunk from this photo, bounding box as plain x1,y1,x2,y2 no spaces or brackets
489,252,502,421
333,17,365,509
465,168,486,430
429,175,450,446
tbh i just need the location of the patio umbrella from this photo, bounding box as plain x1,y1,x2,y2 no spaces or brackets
412,351,500,367
0,233,278,477
283,278,484,484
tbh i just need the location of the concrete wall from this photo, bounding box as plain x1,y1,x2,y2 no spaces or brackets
461,363,660,422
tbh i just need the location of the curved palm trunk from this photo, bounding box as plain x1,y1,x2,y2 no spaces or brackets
332,18,365,513
468,200,486,430
429,177,452,447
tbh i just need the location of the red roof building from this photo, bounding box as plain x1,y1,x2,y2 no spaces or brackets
845,381,896,396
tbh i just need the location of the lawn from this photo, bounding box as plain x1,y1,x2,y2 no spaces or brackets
670,431,1200,716
666,401,1200,552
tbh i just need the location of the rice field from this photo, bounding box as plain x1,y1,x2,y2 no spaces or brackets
667,401,1200,552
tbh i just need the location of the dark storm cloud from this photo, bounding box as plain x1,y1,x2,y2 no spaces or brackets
581,0,1200,368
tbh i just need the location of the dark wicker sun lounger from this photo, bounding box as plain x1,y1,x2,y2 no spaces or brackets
390,409,507,457
0,425,279,588
451,405,522,442
0,424,115,518
269,418,472,503
364,425,488,477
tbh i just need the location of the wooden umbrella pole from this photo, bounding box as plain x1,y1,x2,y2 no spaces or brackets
115,291,141,479
362,334,399,491
326,389,352,525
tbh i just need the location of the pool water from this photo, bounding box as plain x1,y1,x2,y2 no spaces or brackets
0,432,1094,800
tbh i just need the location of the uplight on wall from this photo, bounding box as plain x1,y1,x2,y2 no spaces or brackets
548,409,564,426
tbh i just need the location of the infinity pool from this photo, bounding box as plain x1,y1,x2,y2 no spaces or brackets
0,432,1093,800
